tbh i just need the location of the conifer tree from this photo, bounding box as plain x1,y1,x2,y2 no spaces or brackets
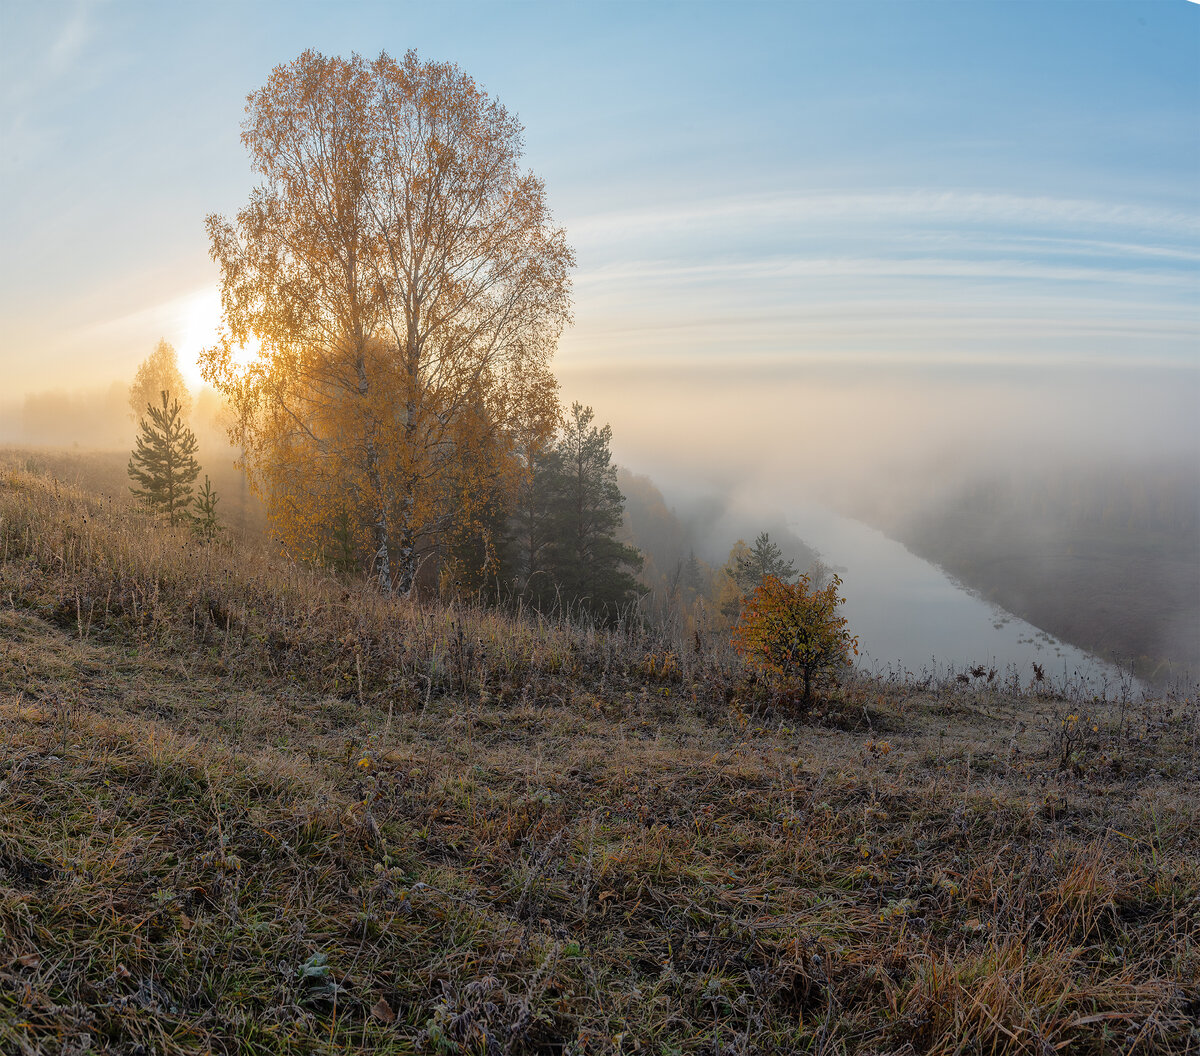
543,403,642,620
190,475,222,541
506,443,561,598
128,392,201,525
682,549,705,596
728,531,797,594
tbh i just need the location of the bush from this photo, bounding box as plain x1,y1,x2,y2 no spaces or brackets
732,573,858,703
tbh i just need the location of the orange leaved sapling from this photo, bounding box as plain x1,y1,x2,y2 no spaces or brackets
732,573,858,705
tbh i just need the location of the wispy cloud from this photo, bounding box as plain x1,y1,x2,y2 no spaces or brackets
576,256,1198,290
989,235,1200,264
48,1,91,75
0,0,100,173
558,187,1199,373
83,289,191,341
571,191,1200,243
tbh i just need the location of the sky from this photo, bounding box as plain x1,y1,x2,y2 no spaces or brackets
0,0,1197,484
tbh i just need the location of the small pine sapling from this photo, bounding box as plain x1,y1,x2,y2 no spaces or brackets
191,475,222,541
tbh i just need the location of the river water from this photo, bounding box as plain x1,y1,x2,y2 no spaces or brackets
780,501,1138,696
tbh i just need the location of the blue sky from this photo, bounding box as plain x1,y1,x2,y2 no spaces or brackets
0,0,1196,448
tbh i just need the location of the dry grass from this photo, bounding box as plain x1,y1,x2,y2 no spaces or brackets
0,466,1197,1055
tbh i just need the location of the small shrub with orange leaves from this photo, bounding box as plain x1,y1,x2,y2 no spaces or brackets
732,574,858,704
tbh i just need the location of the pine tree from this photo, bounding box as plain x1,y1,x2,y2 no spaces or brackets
190,475,222,541
682,549,705,596
128,391,201,525
505,441,560,599
322,507,362,576
543,403,642,621
728,531,797,594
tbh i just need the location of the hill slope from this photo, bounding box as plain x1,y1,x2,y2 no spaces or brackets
1,468,1197,1054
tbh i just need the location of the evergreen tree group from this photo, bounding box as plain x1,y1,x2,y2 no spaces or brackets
504,403,642,622
127,341,224,540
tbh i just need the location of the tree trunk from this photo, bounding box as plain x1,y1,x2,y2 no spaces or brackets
391,330,421,598
394,504,416,596
356,351,392,593
368,437,392,592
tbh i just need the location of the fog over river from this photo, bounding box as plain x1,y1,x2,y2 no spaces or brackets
780,499,1141,697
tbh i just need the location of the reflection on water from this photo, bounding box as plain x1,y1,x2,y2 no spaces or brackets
782,501,1138,696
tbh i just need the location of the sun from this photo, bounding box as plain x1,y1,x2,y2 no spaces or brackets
172,288,221,388
173,288,260,389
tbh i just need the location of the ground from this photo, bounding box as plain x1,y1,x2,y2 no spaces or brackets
0,467,1197,1054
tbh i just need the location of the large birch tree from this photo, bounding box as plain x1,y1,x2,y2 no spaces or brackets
201,49,573,593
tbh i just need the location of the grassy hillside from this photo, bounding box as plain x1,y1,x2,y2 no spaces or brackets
0,445,268,539
0,466,1197,1055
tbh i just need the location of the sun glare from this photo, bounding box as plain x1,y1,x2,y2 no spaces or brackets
173,288,260,389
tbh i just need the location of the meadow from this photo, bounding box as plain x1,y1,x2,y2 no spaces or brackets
1,464,1197,1054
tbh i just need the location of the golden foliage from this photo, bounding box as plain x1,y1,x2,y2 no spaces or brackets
201,49,572,593
732,573,858,701
129,339,192,422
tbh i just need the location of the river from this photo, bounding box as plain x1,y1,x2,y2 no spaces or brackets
780,501,1139,697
